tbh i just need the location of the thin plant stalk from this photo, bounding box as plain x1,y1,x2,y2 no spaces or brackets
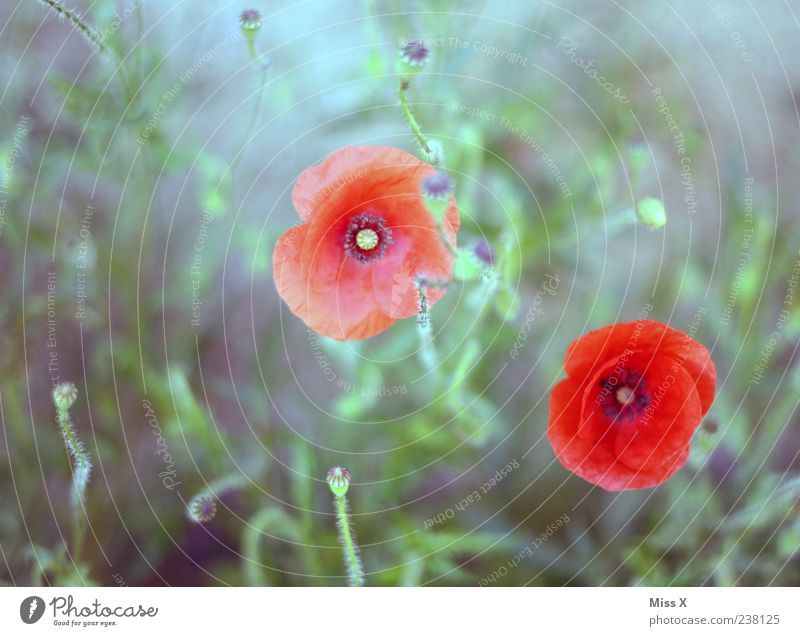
399,80,430,153
52,383,91,564
327,467,364,586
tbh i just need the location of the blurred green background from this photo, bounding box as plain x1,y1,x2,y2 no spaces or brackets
1,0,799,586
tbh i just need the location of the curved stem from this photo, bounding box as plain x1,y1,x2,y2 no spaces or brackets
399,80,430,153
230,50,272,201
550,207,636,252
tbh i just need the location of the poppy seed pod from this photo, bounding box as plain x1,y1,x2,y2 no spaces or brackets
327,467,351,498
239,8,262,33
397,39,429,75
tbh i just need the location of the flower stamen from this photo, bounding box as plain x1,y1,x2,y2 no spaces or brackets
356,228,379,250
344,212,393,264
616,386,636,406
598,370,651,423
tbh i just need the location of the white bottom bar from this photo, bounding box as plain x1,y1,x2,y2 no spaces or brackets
1,587,796,634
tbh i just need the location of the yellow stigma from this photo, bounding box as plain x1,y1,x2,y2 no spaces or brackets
356,228,379,250
616,386,635,406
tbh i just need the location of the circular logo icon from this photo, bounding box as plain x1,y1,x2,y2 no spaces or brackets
20,596,45,624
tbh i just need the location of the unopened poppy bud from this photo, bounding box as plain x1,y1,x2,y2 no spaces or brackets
397,39,429,75
53,382,78,411
239,8,262,34
327,466,351,498
472,239,494,267
636,197,666,229
187,495,217,523
422,171,454,221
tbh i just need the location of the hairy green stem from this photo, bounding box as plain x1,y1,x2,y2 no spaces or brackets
415,284,440,371
230,36,272,199
399,80,430,153
37,0,106,52
55,400,92,564
37,0,135,97
334,494,364,586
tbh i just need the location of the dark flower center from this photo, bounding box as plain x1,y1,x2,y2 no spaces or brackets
597,370,650,423
343,212,393,264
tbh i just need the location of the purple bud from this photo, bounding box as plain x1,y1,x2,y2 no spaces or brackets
187,495,217,523
239,9,262,32
472,239,494,266
421,171,454,199
399,40,429,67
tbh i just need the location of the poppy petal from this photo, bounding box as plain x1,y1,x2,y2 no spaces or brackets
612,365,702,471
273,224,393,340
292,146,430,223
272,225,311,320
275,146,460,340
549,319,716,490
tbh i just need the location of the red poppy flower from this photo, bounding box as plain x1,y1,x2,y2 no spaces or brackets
272,146,460,341
548,319,716,491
